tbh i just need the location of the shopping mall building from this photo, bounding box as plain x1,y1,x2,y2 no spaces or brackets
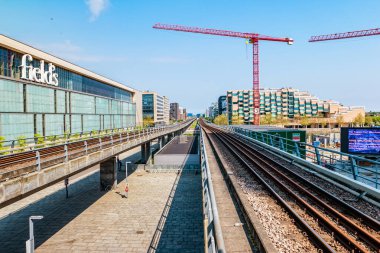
0,35,142,141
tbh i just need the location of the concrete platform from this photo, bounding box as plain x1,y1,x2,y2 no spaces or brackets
203,132,253,252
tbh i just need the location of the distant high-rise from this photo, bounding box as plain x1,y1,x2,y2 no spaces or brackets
170,102,180,120
142,91,169,125
218,95,227,115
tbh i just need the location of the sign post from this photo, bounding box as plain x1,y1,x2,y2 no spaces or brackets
125,161,131,198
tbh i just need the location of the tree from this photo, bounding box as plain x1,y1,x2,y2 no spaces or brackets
143,116,154,127
300,116,310,128
261,114,274,125
336,115,345,128
353,113,365,127
213,114,228,125
231,113,244,125
365,116,373,126
320,118,327,128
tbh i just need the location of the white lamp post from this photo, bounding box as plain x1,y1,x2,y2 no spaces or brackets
26,215,43,253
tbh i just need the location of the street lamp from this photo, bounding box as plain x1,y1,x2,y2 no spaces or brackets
125,161,131,198
26,215,44,253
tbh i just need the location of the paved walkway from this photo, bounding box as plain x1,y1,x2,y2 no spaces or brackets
0,142,205,253
37,169,178,252
149,171,204,253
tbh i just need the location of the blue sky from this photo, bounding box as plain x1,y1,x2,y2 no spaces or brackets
1,0,379,113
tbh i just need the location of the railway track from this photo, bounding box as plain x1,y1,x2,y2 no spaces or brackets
200,120,380,253
0,130,143,181
0,121,191,182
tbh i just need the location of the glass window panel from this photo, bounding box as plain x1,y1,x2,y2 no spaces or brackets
26,85,55,113
45,114,64,136
56,90,66,113
71,93,95,114
0,79,23,112
96,97,109,114
83,115,100,132
71,115,82,133
0,113,34,140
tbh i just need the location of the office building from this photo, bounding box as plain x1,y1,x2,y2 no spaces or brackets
170,102,180,121
218,95,227,115
0,34,142,141
142,91,169,125
163,96,170,124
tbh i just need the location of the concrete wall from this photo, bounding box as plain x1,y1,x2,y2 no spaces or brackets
134,90,143,127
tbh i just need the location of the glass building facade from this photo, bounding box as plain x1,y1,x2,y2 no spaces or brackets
142,94,154,119
0,46,132,102
227,88,331,124
0,43,136,141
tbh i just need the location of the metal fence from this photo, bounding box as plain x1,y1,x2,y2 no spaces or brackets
0,122,186,155
200,129,225,253
225,126,380,189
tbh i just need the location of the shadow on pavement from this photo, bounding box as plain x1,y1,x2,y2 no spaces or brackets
148,136,204,253
0,148,144,253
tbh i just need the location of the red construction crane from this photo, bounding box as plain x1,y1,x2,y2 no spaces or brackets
309,27,380,42
153,23,293,125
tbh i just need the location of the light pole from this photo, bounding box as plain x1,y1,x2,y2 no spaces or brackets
26,215,43,253
125,161,131,198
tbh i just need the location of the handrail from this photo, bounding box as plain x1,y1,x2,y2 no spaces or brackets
0,120,195,180
200,128,225,253
0,120,193,156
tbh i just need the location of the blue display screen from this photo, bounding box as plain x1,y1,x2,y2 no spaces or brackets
348,129,380,154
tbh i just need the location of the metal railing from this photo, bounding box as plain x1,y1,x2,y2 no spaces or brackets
0,120,194,181
224,126,380,189
200,129,225,253
0,122,188,155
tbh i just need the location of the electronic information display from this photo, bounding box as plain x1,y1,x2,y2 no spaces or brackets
341,128,380,155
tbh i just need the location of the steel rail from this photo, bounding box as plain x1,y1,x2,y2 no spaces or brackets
200,121,335,253
206,124,377,253
222,130,380,251
234,133,380,231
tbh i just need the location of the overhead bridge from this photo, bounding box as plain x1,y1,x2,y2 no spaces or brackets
0,120,194,207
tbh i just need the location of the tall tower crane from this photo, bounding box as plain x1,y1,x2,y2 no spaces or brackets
153,23,293,125
309,27,380,42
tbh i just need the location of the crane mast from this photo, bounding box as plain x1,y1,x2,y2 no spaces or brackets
153,23,293,125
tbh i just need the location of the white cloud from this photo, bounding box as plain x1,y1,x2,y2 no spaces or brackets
85,0,109,21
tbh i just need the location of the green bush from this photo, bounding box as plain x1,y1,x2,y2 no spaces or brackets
34,134,45,145
47,135,56,143
63,131,70,140
17,136,27,147
0,136,5,149
72,133,80,139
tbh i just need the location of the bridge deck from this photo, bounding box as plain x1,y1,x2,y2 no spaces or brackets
0,146,204,252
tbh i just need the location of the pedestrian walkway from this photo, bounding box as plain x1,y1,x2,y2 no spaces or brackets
36,169,178,252
148,171,204,253
0,143,205,253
